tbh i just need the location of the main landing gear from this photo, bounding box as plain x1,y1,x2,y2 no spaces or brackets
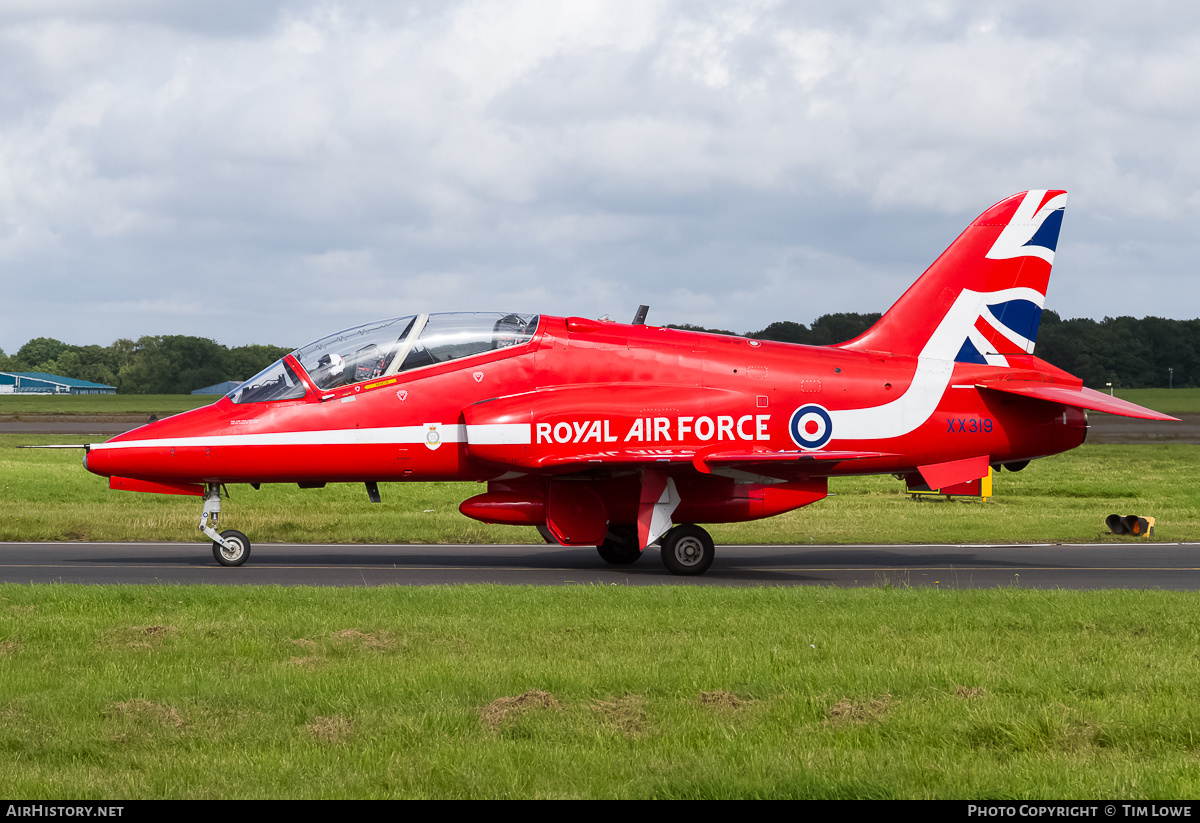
594,523,716,576
199,484,251,567
596,525,642,565
659,524,715,576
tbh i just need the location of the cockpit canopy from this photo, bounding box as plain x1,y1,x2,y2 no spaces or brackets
229,312,538,404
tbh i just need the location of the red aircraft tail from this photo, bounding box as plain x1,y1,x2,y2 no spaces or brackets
838,190,1066,365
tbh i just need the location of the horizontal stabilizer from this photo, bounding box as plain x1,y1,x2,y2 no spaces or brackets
978,382,1179,421
917,455,990,490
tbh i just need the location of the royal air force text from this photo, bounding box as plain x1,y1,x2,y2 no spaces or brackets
536,415,772,445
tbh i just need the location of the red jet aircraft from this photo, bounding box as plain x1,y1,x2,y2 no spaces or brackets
83,190,1175,574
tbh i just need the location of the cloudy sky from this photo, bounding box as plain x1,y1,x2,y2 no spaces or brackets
1,0,1198,354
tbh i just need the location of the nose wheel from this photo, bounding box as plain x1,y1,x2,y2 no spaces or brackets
199,484,252,566
213,529,251,566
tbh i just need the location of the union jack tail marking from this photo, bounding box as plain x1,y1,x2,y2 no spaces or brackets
839,190,1066,365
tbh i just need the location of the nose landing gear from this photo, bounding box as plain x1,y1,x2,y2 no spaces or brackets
199,484,252,567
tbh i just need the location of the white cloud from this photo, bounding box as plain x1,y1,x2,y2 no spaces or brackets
1,0,1199,353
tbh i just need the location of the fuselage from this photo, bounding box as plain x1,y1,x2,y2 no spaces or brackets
76,190,1176,573
84,314,1085,489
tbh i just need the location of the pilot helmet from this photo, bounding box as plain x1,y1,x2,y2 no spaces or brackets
318,353,345,375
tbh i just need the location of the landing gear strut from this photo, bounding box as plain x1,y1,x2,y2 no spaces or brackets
199,484,251,567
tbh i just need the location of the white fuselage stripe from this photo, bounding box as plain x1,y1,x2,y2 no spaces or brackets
89,423,532,450
829,357,953,441
828,287,1046,441
462,423,532,445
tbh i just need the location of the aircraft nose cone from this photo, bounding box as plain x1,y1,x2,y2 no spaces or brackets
83,440,120,478
84,400,226,480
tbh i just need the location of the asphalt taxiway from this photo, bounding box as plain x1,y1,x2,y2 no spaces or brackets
1,541,1198,589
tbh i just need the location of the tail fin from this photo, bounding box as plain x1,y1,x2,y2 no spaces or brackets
838,190,1067,364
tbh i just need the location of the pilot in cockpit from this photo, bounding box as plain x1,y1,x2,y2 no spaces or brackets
493,314,529,350
352,344,386,382
312,352,347,389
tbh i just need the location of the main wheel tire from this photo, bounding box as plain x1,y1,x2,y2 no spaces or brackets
596,525,643,565
213,529,251,567
660,525,714,576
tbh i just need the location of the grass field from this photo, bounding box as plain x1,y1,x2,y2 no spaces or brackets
4,416,1200,798
1118,388,1200,415
0,394,217,417
2,584,1200,798
2,403,1200,801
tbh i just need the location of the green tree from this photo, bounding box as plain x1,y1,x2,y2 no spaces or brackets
665,323,737,336
15,337,67,372
224,344,292,382
1107,317,1156,388
1143,318,1199,388
809,313,881,345
116,335,228,394
748,321,811,345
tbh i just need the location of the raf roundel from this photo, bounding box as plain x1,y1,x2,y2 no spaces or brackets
789,404,833,450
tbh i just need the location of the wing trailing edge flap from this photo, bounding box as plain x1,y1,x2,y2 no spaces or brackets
514,447,889,474
977,381,1179,421
691,448,890,478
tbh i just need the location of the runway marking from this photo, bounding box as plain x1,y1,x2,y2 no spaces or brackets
6,543,1200,587
0,563,586,571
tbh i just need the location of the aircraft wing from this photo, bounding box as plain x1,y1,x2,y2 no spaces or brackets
472,440,889,481
976,381,1179,421
513,447,887,470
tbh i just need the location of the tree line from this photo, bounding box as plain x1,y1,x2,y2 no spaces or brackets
2,312,1197,393
672,311,1200,390
0,336,290,395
